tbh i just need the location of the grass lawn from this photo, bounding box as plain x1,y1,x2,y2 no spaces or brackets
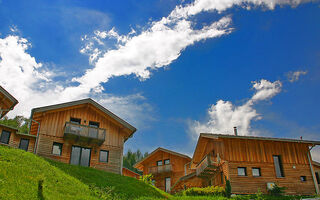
0,145,164,200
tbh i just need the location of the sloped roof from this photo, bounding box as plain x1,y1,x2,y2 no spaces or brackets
30,98,137,138
0,86,18,118
134,147,191,170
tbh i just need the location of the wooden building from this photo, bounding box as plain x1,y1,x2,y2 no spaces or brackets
122,167,141,179
0,98,136,175
173,133,320,195
313,161,320,189
134,147,191,192
0,86,18,119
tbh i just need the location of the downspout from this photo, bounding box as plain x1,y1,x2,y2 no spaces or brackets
31,119,41,154
307,145,319,195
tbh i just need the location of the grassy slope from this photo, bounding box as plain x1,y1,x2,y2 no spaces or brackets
0,145,164,200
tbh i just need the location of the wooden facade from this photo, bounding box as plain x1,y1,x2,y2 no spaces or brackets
122,167,141,179
134,148,191,192
313,161,320,189
173,133,320,195
0,86,18,119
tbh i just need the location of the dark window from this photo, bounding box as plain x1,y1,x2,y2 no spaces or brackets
70,117,81,124
157,160,163,166
0,130,10,144
70,146,91,167
273,155,284,177
164,159,170,165
252,168,261,177
19,138,29,151
99,150,109,163
52,142,63,156
316,172,320,184
89,121,100,128
221,172,224,184
237,167,247,176
300,176,307,182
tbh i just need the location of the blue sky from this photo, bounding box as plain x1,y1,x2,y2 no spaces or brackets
0,0,319,159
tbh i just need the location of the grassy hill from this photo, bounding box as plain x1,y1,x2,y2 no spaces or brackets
0,145,165,200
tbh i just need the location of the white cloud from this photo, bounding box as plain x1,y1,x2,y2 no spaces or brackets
287,70,308,82
189,79,282,140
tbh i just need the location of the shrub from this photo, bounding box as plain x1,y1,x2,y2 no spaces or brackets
183,186,225,196
268,184,286,196
139,174,154,185
225,177,231,198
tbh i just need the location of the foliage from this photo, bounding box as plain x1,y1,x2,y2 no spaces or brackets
256,189,265,200
123,149,148,174
139,174,154,185
0,115,30,134
182,186,225,196
267,184,286,196
225,177,231,198
0,145,164,200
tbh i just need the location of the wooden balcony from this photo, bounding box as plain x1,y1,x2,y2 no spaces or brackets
64,122,106,145
148,164,172,175
196,153,220,178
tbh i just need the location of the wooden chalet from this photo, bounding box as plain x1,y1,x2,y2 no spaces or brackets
173,132,320,195
122,167,141,179
313,161,320,189
134,147,191,192
0,86,18,119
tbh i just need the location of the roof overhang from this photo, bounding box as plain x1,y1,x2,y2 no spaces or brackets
30,98,137,140
0,86,18,118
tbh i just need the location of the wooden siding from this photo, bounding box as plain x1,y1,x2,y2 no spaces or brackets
122,168,140,179
140,150,191,192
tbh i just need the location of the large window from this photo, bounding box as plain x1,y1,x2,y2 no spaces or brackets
157,160,163,166
99,150,109,163
237,167,247,176
70,146,91,167
52,142,63,156
252,168,261,177
70,117,81,124
164,159,170,165
0,130,10,144
273,155,284,178
19,138,29,151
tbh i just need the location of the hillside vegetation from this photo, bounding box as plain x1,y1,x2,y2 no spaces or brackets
0,145,164,200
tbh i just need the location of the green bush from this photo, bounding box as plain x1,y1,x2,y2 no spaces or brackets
139,174,154,185
268,184,286,196
225,177,231,198
183,186,225,196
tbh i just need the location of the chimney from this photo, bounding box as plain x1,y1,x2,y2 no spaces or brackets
233,127,238,136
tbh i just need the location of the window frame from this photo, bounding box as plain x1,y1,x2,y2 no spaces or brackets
52,142,63,156
156,160,163,166
300,176,307,182
99,150,109,163
315,172,320,184
252,167,261,177
164,159,170,165
89,121,100,128
273,155,285,178
19,138,30,151
237,167,247,176
70,117,81,124
0,130,11,144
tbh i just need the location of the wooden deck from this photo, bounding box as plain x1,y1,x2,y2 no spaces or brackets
196,153,221,178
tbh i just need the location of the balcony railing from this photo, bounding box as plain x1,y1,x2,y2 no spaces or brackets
148,164,172,175
64,122,106,145
196,153,220,177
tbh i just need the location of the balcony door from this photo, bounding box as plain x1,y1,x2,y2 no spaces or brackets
70,146,91,167
165,177,171,192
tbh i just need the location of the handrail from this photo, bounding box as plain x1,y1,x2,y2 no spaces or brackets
64,122,106,141
148,164,172,174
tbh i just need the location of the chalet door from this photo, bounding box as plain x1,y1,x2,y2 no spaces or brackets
165,177,171,192
70,146,91,167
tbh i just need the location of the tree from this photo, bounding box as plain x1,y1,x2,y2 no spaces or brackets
123,149,148,174
0,116,30,134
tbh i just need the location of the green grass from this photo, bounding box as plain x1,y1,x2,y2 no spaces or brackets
0,145,164,200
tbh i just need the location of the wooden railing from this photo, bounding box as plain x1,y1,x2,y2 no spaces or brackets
148,164,172,175
196,153,220,176
64,122,106,145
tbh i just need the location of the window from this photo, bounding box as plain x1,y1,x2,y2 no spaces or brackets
0,130,10,144
316,172,320,184
70,117,81,124
300,176,307,182
273,155,284,178
89,121,100,128
19,138,29,151
237,167,247,176
252,168,261,177
220,172,224,184
164,159,170,165
157,160,163,166
52,142,63,156
99,150,109,163
165,177,171,192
